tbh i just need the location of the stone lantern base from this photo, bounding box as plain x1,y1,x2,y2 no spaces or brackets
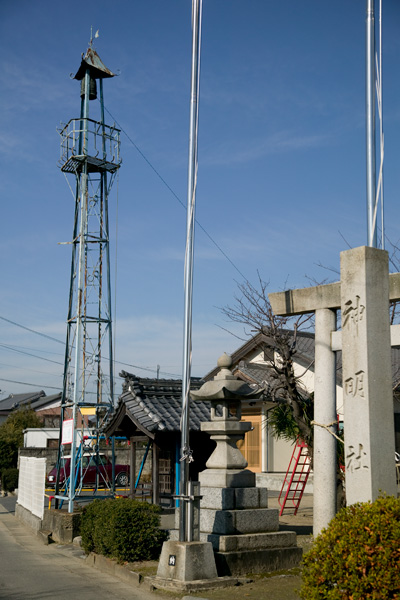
197,480,302,576
170,476,302,576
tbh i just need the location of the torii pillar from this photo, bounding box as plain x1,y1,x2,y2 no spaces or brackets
269,246,398,536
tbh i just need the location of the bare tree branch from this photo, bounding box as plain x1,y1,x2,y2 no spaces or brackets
220,274,314,453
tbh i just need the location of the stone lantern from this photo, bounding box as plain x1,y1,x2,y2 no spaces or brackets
191,352,262,487
191,353,302,577
155,353,302,587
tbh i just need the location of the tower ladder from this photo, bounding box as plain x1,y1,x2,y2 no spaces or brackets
278,438,311,516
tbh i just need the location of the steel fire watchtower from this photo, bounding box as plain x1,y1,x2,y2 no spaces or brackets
55,43,121,512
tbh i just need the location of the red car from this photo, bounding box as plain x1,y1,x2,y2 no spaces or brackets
46,453,129,488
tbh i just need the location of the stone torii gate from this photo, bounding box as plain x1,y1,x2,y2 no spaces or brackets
269,246,398,536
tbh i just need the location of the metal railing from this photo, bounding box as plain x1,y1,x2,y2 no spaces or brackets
58,118,121,170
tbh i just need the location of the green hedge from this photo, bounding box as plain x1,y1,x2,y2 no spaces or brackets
300,495,400,599
80,498,168,563
1,468,19,492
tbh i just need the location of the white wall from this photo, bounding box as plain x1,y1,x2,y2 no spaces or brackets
23,428,59,448
18,457,46,519
23,427,94,448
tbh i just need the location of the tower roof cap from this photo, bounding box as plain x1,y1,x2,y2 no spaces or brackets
74,47,116,80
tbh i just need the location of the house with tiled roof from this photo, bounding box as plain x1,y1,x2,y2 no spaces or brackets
203,329,334,480
205,329,400,488
0,391,62,426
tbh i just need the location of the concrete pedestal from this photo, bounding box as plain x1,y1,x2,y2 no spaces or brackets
156,540,217,581
152,539,243,593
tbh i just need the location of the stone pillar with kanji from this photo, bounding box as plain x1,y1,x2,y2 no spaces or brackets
341,246,397,504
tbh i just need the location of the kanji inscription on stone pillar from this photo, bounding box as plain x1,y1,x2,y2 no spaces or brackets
340,246,396,504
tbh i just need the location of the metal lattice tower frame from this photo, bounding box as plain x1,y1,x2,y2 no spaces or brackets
55,44,121,512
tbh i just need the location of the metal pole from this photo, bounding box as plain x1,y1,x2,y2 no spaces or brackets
378,0,384,249
100,78,116,493
366,0,377,247
68,68,90,513
179,0,203,542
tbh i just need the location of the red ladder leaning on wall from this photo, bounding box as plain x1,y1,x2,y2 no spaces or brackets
278,438,311,516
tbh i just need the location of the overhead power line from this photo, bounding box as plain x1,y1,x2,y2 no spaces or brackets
104,106,249,282
115,359,180,378
0,361,63,379
0,342,65,356
0,315,181,377
0,316,64,345
0,343,64,366
0,378,62,391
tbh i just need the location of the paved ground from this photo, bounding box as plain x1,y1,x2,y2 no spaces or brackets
0,497,159,600
268,491,313,534
0,492,313,600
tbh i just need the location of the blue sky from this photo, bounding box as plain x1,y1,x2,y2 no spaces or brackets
1,1,400,398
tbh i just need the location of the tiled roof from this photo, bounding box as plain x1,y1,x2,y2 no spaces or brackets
105,371,211,436
233,361,306,401
294,331,315,362
204,329,316,381
234,362,272,386
210,328,400,391
0,390,46,412
30,393,62,410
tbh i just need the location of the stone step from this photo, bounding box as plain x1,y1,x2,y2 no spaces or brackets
214,546,303,577
38,529,53,545
200,530,297,552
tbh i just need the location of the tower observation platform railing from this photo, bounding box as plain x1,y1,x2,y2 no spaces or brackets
58,118,121,174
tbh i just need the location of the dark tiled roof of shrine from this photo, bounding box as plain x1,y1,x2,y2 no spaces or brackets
105,371,211,437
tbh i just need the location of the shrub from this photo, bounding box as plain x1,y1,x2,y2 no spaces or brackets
0,408,42,474
300,495,400,599
80,498,168,563
0,439,18,473
2,468,19,492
